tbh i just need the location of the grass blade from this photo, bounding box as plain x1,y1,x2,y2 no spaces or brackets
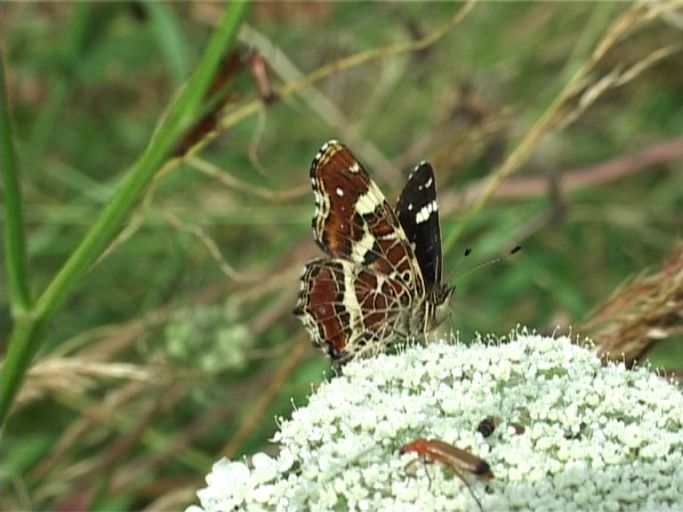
0,50,31,314
0,1,251,426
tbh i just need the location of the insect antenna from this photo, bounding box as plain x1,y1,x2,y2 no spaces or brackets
452,247,473,270
447,245,521,284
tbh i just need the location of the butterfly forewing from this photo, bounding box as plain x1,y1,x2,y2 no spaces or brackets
310,141,424,296
396,162,443,292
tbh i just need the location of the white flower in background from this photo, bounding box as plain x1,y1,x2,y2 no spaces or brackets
189,332,683,511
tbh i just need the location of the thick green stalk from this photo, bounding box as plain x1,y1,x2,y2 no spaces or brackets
0,1,251,426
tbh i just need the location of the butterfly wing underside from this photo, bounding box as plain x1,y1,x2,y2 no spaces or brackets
293,140,426,363
309,141,423,293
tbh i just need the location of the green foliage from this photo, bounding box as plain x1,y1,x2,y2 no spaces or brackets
1,3,681,510
1,1,251,424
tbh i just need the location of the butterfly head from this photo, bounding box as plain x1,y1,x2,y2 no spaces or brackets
429,282,454,330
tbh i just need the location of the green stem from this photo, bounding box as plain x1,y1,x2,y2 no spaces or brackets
1,51,32,314
0,1,251,427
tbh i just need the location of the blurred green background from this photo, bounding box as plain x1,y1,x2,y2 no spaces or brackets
1,2,682,510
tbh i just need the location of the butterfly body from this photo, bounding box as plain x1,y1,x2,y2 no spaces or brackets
293,140,452,365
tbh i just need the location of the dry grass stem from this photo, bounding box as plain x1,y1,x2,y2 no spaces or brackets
187,155,309,202
143,488,198,512
218,1,475,162
18,358,163,407
560,43,682,128
440,135,683,215
34,386,185,505
162,210,264,283
582,241,683,366
220,334,310,458
446,2,678,248
247,109,274,179
238,23,395,181
32,381,157,479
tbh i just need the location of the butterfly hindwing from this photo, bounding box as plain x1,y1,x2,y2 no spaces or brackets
293,257,412,363
395,161,443,292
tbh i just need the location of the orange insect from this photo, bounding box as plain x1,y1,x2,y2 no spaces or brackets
399,438,493,510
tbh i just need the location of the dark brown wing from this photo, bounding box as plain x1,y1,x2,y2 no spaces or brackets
293,257,413,363
309,140,424,298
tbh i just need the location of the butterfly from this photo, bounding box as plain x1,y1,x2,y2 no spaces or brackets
293,140,453,365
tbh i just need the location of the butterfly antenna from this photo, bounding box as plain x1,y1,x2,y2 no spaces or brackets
449,246,521,283
452,247,473,270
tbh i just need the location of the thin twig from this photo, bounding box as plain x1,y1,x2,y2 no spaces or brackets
440,135,683,214
187,155,309,202
220,334,310,458
162,210,263,283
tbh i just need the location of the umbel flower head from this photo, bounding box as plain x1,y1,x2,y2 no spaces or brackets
189,332,683,511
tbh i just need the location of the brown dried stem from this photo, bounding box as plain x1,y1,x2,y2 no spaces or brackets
220,334,311,458
581,241,683,366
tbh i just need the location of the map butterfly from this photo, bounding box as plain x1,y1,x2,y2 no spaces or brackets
293,140,453,365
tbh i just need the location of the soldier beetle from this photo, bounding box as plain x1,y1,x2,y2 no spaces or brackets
399,438,493,510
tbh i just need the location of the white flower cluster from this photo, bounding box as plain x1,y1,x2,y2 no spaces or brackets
189,332,683,511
